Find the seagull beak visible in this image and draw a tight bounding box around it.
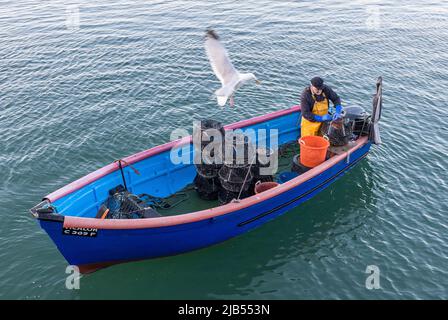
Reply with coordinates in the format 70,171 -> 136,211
255,79 -> 261,85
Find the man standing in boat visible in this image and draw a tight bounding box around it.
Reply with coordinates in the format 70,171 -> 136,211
300,76 -> 342,137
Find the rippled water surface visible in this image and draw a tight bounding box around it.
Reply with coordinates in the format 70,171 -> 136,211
1,0 -> 447,299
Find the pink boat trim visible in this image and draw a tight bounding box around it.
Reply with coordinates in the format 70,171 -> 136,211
45,105 -> 301,203
63,136 -> 369,230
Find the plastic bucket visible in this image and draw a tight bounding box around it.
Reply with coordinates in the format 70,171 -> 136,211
254,181 -> 279,194
298,136 -> 329,167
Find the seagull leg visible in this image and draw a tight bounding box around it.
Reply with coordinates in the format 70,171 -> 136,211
230,95 -> 235,107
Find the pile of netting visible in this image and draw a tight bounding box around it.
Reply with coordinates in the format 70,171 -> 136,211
96,185 -> 188,219
96,185 -> 161,219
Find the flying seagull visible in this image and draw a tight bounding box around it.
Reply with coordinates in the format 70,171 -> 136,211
204,29 -> 260,107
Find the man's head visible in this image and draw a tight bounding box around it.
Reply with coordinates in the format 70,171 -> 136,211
310,77 -> 324,95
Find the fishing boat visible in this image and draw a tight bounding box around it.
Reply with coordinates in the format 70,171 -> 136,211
31,77 -> 383,273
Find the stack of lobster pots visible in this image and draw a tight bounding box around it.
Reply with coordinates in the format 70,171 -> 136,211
217,134 -> 256,205
194,120 -> 226,200
194,123 -> 274,205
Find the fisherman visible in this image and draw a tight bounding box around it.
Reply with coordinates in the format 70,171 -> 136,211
300,76 -> 342,137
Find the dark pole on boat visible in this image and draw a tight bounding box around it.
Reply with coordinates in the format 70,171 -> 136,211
116,160 -> 128,191
114,159 -> 141,192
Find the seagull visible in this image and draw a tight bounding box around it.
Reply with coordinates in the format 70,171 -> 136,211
204,29 -> 260,107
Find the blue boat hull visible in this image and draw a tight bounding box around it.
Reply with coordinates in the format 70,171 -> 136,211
39,142 -> 371,272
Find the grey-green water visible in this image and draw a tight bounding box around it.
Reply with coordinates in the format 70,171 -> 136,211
1,0 -> 447,299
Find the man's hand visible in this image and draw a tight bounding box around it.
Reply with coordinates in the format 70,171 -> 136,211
333,104 -> 343,120
314,114 -> 332,122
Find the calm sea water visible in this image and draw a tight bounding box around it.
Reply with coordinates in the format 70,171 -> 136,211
1,0 -> 447,299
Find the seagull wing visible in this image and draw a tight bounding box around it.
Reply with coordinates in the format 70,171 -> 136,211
205,30 -> 238,86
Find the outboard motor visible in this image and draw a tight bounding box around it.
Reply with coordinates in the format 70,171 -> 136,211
326,77 -> 382,145
342,105 -> 371,137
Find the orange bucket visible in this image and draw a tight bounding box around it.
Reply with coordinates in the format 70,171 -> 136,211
298,136 -> 329,167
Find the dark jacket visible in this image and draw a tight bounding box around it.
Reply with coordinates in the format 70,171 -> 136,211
300,85 -> 341,122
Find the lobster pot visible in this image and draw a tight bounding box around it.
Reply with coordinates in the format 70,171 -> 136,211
218,189 -> 251,205
195,119 -> 226,178
200,119 -> 226,138
218,164 -> 253,193
320,119 -> 353,147
224,134 -> 256,166
218,133 -> 256,193
194,175 -> 219,200
195,163 -> 220,178
199,119 -> 225,152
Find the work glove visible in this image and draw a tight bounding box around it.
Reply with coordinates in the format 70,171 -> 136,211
333,104 -> 343,120
314,114 -> 332,122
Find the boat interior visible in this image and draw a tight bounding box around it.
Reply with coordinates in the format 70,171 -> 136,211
34,108 -> 371,219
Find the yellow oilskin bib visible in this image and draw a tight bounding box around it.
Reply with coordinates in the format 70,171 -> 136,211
301,92 -> 329,137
